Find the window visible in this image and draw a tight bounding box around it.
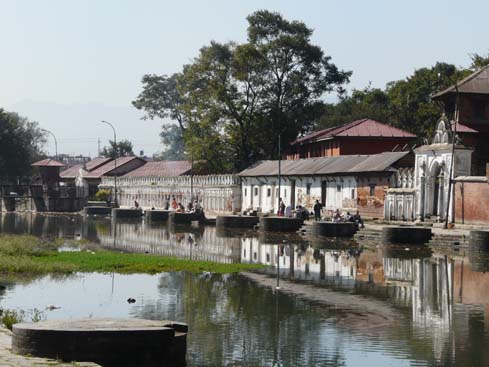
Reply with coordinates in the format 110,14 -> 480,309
336,185 -> 341,192
266,253 -> 270,262
306,183 -> 312,195
254,187 -> 258,196
267,188 -> 271,197
351,189 -> 355,199
369,184 -> 376,196
284,189 -> 287,198
244,188 -> 247,197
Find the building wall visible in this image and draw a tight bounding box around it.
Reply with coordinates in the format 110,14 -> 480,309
454,178 -> 489,225
100,175 -> 241,214
241,174 -> 391,218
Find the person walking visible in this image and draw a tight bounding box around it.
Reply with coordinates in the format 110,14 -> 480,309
313,200 -> 323,221
278,198 -> 285,216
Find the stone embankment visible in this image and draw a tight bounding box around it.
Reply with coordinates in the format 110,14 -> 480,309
0,327 -> 100,366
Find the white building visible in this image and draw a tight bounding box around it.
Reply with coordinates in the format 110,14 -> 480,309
239,152 -> 413,218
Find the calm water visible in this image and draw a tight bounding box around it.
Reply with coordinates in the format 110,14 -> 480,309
1,212 -> 489,366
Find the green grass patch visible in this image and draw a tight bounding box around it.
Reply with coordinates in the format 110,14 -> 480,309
0,234 -> 263,275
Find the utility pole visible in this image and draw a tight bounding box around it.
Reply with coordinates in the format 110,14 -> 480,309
444,79 -> 460,229
97,138 -> 101,156
101,121 -> 118,207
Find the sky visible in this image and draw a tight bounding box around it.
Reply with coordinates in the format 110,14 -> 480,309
1,0 -> 488,157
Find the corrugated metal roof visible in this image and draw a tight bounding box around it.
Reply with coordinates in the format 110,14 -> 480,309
85,157 -> 112,171
31,159 -> 65,167
84,156 -> 143,178
239,151 -> 410,177
60,163 -> 84,178
123,161 -> 192,177
291,119 -> 416,145
432,64 -> 489,99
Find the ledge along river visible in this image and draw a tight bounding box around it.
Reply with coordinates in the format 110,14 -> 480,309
1,212 -> 489,366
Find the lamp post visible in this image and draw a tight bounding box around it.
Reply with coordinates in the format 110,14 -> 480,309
444,79 -> 460,229
101,120 -> 118,207
41,129 -> 58,160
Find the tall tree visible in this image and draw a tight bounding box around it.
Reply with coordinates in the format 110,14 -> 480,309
0,109 -> 45,180
154,124 -> 186,161
470,51 -> 489,70
318,62 -> 471,140
101,139 -> 134,158
133,10 -> 350,172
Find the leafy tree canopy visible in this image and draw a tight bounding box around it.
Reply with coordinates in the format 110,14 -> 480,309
101,139 -> 134,158
318,62 -> 472,139
0,109 -> 45,180
133,10 -> 350,172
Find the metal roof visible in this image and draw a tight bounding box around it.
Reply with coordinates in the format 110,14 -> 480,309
85,157 -> 112,171
291,119 -> 416,145
432,64 -> 489,99
239,151 -> 411,177
84,156 -> 144,178
60,163 -> 84,178
122,161 -> 192,177
31,159 -> 65,167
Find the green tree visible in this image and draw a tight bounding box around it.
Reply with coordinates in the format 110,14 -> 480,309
317,62 -> 471,140
101,139 -> 134,158
470,51 -> 489,70
154,125 -> 186,160
133,10 -> 350,172
0,109 -> 45,180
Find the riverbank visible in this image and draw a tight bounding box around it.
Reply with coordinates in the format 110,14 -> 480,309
0,327 -> 100,366
0,234 -> 264,275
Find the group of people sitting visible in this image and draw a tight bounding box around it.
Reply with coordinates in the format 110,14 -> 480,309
133,197 -> 204,215
332,209 -> 365,228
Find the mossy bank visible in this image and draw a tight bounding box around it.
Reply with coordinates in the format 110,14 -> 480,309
0,234 -> 263,275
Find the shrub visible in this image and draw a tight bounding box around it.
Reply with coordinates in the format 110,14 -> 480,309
95,189 -> 111,202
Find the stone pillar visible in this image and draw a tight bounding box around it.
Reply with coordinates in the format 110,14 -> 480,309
437,174 -> 444,219
417,174 -> 426,221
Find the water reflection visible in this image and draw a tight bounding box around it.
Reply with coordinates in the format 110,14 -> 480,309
2,213 -> 489,366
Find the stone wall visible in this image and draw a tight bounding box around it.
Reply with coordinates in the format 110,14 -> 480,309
454,177 -> 489,225
100,175 -> 241,214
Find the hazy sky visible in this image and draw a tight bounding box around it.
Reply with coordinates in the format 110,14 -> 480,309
1,0 -> 488,157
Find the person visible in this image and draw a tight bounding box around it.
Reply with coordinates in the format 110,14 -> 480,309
278,198 -> 285,216
164,197 -> 170,210
345,211 -> 352,222
313,200 -> 323,221
285,204 -> 292,218
352,210 -> 365,228
295,205 -> 306,221
177,202 -> 185,212
171,197 -> 178,210
187,201 -> 193,212
134,200 -> 139,209
333,209 -> 342,222
194,200 -> 202,213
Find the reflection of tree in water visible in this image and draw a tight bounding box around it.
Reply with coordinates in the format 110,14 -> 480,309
132,272 -> 345,366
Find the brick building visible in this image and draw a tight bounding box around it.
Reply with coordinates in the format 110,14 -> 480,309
286,118 -> 416,160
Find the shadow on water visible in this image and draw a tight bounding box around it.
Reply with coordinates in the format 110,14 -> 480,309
1,213 -> 489,366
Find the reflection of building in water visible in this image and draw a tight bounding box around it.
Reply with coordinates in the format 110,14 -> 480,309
241,238 -> 357,284
98,221 -> 241,264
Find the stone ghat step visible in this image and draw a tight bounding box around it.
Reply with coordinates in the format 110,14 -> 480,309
12,318 -> 188,367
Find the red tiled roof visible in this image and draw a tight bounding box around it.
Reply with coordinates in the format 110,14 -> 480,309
60,163 -> 84,178
84,156 -> 143,178
31,159 -> 65,167
123,161 -> 192,177
291,119 -> 416,145
85,157 -> 112,171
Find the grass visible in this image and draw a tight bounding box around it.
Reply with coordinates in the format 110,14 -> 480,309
0,234 -> 263,275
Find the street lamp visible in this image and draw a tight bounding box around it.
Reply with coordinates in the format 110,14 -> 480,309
41,129 -> 58,160
444,78 -> 460,229
101,120 -> 118,207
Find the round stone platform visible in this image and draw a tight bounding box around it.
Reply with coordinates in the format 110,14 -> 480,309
382,226 -> 432,245
260,216 -> 303,232
216,215 -> 259,229
312,222 -> 358,237
12,318 -> 187,367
